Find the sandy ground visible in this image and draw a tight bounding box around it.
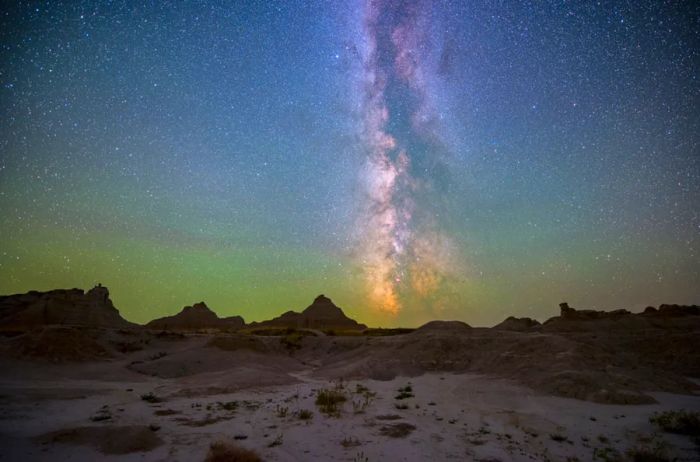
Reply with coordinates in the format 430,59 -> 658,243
1,358 -> 699,462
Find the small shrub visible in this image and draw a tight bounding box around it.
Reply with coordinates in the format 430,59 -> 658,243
353,452 -> 369,462
140,392 -> 163,403
341,437 -> 361,448
205,441 -> 262,462
276,405 -> 288,418
394,384 -> 414,400
218,401 -> 238,412
649,410 -> 700,436
297,409 -> 313,421
355,384 -> 370,394
394,403 -> 409,410
550,433 -> 568,443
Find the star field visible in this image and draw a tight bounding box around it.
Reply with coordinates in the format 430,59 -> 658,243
0,1 -> 698,326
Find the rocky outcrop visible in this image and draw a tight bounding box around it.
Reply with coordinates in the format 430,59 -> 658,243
145,302 -> 245,331
493,316 -> 541,331
651,304 -> 700,316
252,295 -> 366,331
558,302 -> 631,320
543,302 -> 700,331
0,285 -> 135,330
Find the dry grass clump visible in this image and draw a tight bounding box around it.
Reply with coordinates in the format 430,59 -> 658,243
205,441 -> 262,462
649,410 -> 700,436
341,436 -> 361,447
316,388 -> 347,417
296,409 -> 313,420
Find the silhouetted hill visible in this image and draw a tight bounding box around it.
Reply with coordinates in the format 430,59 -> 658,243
145,302 -> 245,331
0,285 -> 135,330
251,295 -> 366,330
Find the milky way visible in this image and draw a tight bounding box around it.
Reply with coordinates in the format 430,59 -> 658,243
353,0 -> 461,315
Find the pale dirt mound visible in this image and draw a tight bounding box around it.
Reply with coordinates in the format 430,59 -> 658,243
128,337 -> 304,390
2,327 -> 113,362
36,425 -> 163,454
415,320 -> 471,332
309,329 -> 700,404
206,334 -> 280,353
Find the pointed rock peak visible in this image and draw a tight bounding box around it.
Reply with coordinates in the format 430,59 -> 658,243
313,294 -> 332,304
303,295 -> 344,316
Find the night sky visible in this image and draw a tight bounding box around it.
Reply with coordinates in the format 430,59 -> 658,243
1,1 -> 698,327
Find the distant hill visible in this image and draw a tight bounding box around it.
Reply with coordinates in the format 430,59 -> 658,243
145,302 -> 245,331
250,295 -> 366,331
493,316 -> 541,331
0,285 -> 136,330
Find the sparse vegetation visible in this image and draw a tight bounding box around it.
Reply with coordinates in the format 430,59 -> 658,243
205,441 -> 262,462
626,446 -> 670,462
281,331 -> 307,351
353,451 -> 369,462
341,436 -> 362,448
355,383 -> 370,394
316,388 -> 347,417
276,405 -> 289,418
550,433 -> 569,443
296,409 -> 313,421
593,447 -> 622,462
394,403 -> 409,410
267,434 -> 283,447
140,392 -> 163,403
394,384 -> 414,400
217,401 -> 238,412
650,410 -> 700,436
